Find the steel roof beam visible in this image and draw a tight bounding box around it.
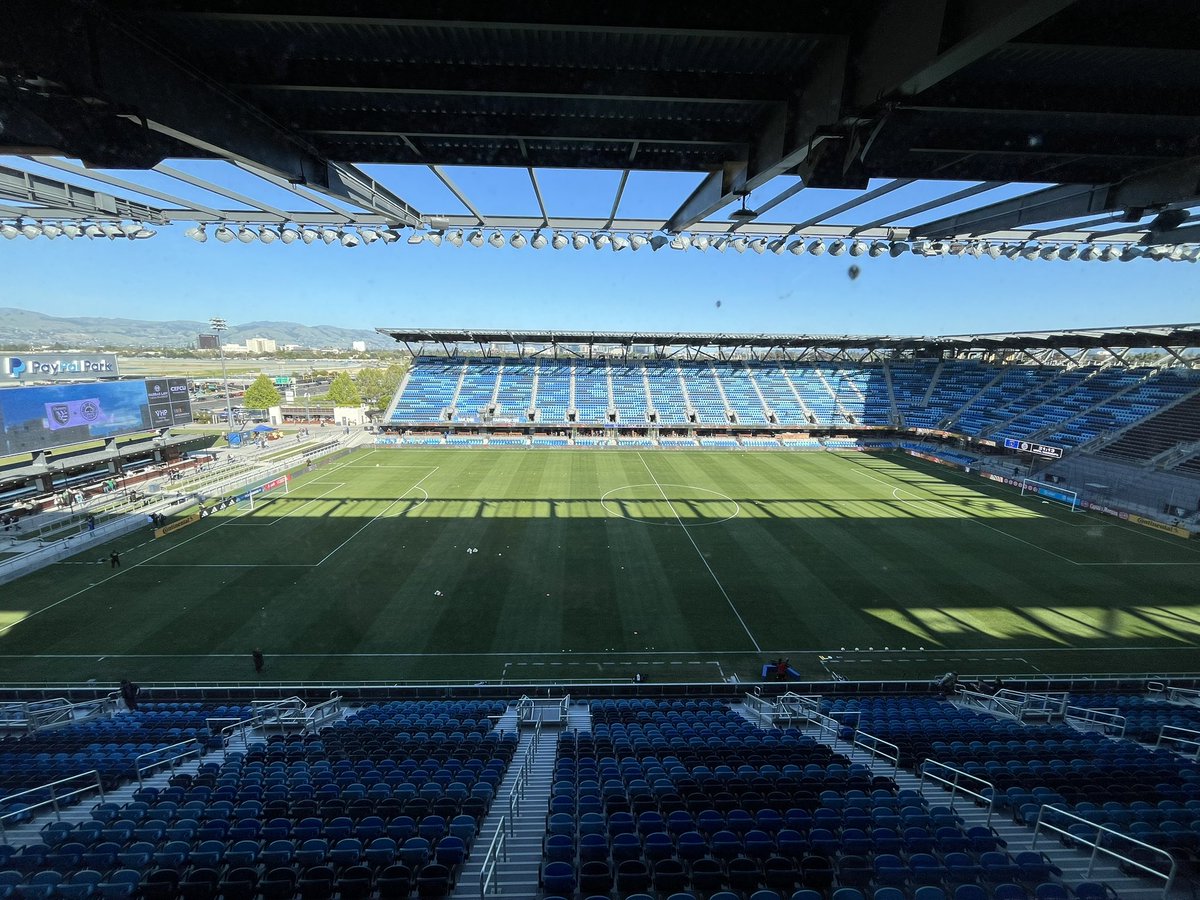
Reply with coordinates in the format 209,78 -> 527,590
2,3 -> 420,226
850,181 -> 1002,235
667,0 -> 1074,232
429,166 -> 487,226
31,157 -> 223,218
914,156 -> 1200,238
0,163 -> 166,222
154,164 -> 292,222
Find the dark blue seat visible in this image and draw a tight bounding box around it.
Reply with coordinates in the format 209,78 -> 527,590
540,861 -> 575,897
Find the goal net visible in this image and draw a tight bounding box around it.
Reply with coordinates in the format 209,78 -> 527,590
1020,478 -> 1080,511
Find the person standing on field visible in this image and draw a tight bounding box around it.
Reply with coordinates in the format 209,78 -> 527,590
252,649 -> 264,674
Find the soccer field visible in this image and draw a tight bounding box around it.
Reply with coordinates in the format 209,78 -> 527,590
2,448 -> 1198,685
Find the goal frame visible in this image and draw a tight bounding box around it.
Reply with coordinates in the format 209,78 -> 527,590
1020,477 -> 1080,512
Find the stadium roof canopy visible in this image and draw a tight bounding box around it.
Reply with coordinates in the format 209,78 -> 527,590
378,324 -> 1200,365
3,2 -> 1200,254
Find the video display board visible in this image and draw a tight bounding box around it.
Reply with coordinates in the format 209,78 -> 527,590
0,379 -> 192,454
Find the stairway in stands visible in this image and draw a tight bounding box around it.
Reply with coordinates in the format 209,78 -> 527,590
450,710 -> 561,898
732,700 -> 1179,900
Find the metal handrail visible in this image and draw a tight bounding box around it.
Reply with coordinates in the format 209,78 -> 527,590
773,693 -> 899,774
219,696 -> 307,757
919,759 -> 995,825
303,692 -> 342,732
1156,724 -> 1200,759
851,729 -> 900,775
135,738 -> 205,788
1064,705 -> 1126,737
742,692 -> 775,725
478,813 -> 510,898
507,719 -> 541,821
1034,804 -> 1176,899
0,769 -> 105,841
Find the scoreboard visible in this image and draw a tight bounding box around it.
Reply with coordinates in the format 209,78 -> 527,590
145,378 -> 194,427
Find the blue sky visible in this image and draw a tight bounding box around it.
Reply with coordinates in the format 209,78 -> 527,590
2,157 -> 1196,336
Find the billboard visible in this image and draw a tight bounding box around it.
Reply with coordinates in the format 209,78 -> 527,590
0,378 -> 192,454
2,353 -> 119,382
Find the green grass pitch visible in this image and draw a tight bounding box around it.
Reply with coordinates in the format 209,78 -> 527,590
2,447 -> 1198,685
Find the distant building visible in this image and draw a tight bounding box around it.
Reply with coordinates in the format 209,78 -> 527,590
197,333 -> 219,350
245,337 -> 278,353
351,340 -> 367,352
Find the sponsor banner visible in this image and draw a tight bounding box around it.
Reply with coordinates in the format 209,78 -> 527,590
3,353 -> 119,382
375,437 -> 399,445
1003,437 -> 1063,458
199,497 -> 237,517
904,449 -> 960,469
1127,513 -> 1192,539
154,513 -> 200,538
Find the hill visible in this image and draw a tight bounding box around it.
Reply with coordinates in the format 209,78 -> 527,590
0,307 -> 395,350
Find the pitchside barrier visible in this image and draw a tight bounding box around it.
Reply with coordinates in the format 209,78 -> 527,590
0,674 -> 1198,705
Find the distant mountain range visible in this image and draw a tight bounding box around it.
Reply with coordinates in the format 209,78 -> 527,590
0,307 -> 397,350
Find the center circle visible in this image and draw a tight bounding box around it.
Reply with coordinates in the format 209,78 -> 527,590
600,483 -> 741,527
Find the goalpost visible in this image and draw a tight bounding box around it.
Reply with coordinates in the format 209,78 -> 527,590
236,474 -> 291,513
1020,477 -> 1080,512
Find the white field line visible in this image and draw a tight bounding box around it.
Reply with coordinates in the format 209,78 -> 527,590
636,452 -> 762,653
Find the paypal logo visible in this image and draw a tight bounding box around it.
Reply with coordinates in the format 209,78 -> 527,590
3,357 -> 25,379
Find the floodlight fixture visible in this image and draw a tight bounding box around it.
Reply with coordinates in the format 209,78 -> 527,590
279,225 -> 299,244
379,227 -> 401,244
730,237 -> 748,254
787,239 -> 806,255
889,241 -> 909,257
21,223 -> 42,239
119,222 -> 142,237
849,239 -> 868,257
487,230 -> 504,248
648,234 -> 669,251
423,230 -> 442,247
768,237 -> 787,255
869,240 -> 888,257
808,239 -> 825,256
1018,243 -> 1040,261
446,228 -> 464,247
1038,245 -> 1060,260
551,231 -> 568,250
407,231 -> 424,245
692,234 -> 710,252
1120,245 -> 1143,262
1078,244 -> 1099,261
530,230 -> 547,250
572,232 -> 589,250
358,228 -> 378,245
0,223 -> 17,240
300,226 -> 319,245
828,239 -> 846,256
749,237 -> 769,254
611,234 -> 630,251
61,223 -> 82,239
84,223 -> 105,239
339,230 -> 359,247
711,236 -> 729,253
1058,245 -> 1078,260
130,226 -> 156,240
1182,246 -> 1200,262
629,233 -> 649,251
508,231 -> 527,249
467,229 -> 484,247
185,224 -> 208,243
41,223 -> 62,239
237,225 -> 256,244
669,234 -> 689,250
214,224 -> 235,243
948,242 -> 967,256
1100,245 -> 1120,262
321,227 -> 339,245
984,242 -> 1001,259
593,232 -> 611,250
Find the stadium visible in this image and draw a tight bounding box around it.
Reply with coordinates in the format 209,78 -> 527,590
2,4 -> 1200,900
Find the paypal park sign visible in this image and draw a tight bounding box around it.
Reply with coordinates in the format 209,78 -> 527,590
3,353 -> 119,382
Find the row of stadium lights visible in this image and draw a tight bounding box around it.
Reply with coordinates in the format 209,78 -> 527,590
3,218 -> 1199,261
